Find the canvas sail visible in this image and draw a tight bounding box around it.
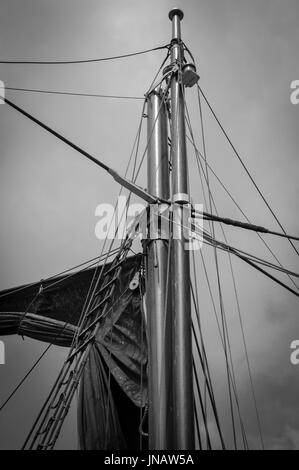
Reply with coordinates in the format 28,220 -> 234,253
0,255 -> 148,449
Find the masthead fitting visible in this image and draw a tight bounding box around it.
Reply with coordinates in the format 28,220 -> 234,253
182,63 -> 200,88
168,8 -> 184,21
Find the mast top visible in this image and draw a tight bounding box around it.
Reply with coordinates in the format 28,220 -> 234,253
168,8 -> 184,21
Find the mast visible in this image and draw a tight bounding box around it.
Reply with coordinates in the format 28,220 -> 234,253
168,8 -> 195,449
146,9 -> 195,450
146,88 -> 172,449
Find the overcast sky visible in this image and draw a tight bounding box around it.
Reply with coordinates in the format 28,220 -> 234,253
0,0 -> 298,450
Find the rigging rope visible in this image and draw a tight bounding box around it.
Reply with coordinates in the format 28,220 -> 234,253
23,220 -> 131,448
0,247 -> 124,415
0,247 -> 120,300
3,86 -> 144,100
20,50 -> 170,448
191,252 -> 208,414
0,44 -> 169,64
173,202 -> 299,298
194,396 -> 202,450
197,85 -> 299,258
0,344 -> 51,412
72,97 -> 147,346
201,232 -> 299,279
65,50 -> 169,354
192,357 -> 212,450
0,246 -> 131,418
203,234 -> 299,298
185,90 -> 239,449
133,55 -> 172,183
195,211 -> 299,242
185,121 -> 299,292
190,283 -> 226,449
19,111 -> 143,448
156,207 -> 299,299
138,273 -> 146,450
23,249 -> 132,450
3,96 -> 159,205
185,97 -> 272,448
0,316 -> 75,413
224,252 -> 265,449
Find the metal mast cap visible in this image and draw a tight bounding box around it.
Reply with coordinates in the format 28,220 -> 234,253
168,8 -> 184,21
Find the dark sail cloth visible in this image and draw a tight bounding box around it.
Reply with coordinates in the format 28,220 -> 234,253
0,255 -> 148,449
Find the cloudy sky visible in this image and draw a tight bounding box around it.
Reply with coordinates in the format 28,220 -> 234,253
0,0 -> 298,450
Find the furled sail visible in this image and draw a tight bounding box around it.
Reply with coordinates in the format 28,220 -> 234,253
0,254 -> 148,449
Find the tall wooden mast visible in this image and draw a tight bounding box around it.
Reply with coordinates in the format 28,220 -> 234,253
146,9 -> 195,450
146,87 -> 172,449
